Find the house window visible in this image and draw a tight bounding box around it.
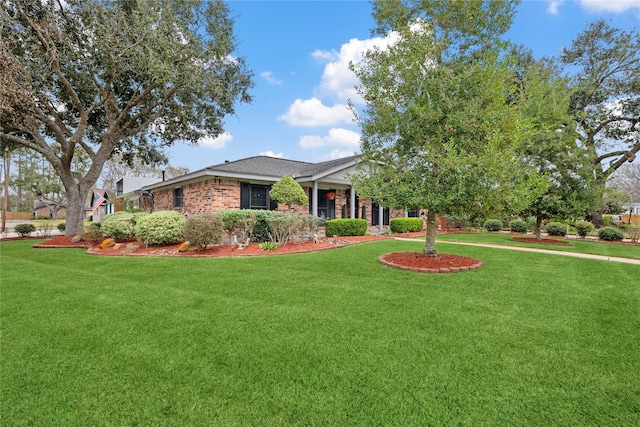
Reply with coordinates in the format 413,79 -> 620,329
173,187 -> 184,208
250,185 -> 268,209
241,183 -> 276,210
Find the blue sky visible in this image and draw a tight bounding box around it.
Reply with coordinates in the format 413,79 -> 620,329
166,0 -> 640,171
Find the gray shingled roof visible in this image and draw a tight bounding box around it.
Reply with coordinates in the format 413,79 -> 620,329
141,154 -> 362,191
207,156 -> 311,178
297,155 -> 358,178
206,155 -> 359,179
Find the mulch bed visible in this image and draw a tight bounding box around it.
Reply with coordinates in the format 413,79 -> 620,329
510,237 -> 572,246
31,232 -> 483,274
379,252 -> 482,274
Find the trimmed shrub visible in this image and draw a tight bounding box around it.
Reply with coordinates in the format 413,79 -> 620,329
289,214 -> 323,243
264,211 -> 291,244
269,175 -> 308,209
574,220 -> 594,238
14,223 -> 36,237
509,219 -> 528,233
57,222 -> 66,232
390,217 -> 424,233
183,213 -> 225,250
83,223 -> 103,243
135,211 -> 185,245
101,211 -> 137,242
325,218 -> 368,236
545,222 -> 567,236
597,226 -> 624,241
483,219 -> 503,232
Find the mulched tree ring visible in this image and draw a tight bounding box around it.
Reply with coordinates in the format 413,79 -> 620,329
379,252 -> 483,274
510,237 -> 571,246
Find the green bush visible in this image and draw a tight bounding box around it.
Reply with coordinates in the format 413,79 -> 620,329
83,223 -> 103,242
325,218 -> 368,236
509,219 -> 528,233
101,211 -> 138,242
289,214 -> 323,243
134,211 -> 185,245
545,222 -> 567,236
390,217 -> 424,233
574,220 -> 594,238
57,222 -> 66,232
483,219 -> 503,232
597,226 -> 624,241
219,210 -> 259,242
183,213 -> 225,250
264,211 -> 292,244
14,223 -> 36,237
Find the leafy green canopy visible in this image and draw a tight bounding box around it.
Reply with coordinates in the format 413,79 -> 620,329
352,5 -> 546,215
350,0 -> 548,255
560,21 -> 640,220
0,0 -> 253,235
510,50 -> 599,237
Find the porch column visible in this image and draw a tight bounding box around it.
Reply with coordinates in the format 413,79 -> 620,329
379,204 -> 384,234
350,187 -> 356,219
312,181 -> 318,217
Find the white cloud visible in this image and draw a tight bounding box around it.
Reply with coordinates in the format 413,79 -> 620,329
579,0 -> 640,14
328,149 -> 358,160
199,132 -> 232,149
547,0 -> 562,14
312,34 -> 398,104
298,128 -> 360,151
278,97 -> 353,127
260,71 -> 283,85
259,150 -> 284,158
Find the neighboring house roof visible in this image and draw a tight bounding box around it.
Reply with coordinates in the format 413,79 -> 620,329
142,155 -> 362,191
116,176 -> 163,197
33,199 -> 66,210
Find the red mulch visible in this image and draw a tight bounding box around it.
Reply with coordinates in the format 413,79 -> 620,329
380,252 -> 482,273
32,232 -> 483,273
510,237 -> 572,246
35,233 -> 423,256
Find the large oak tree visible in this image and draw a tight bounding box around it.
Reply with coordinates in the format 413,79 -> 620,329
561,20 -> 640,222
0,0 -> 253,236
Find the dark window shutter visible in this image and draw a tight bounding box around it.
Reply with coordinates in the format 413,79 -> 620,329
269,185 -> 278,210
240,183 -> 250,209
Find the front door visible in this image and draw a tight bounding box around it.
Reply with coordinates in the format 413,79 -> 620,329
311,190 -> 336,220
371,204 -> 389,226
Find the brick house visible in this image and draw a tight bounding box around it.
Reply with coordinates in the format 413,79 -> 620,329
139,155 -> 415,228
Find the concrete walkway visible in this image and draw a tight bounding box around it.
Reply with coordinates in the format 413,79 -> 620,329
435,240 -> 640,265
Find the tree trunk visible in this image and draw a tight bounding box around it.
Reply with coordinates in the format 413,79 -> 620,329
64,187 -> 86,237
423,209 -> 437,257
534,216 -> 543,240
2,153 -> 9,233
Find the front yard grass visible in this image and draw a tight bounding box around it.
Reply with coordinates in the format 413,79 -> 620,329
1,239 -> 639,425
436,231 -> 640,260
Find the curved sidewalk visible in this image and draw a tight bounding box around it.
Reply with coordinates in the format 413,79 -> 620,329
435,240 -> 640,265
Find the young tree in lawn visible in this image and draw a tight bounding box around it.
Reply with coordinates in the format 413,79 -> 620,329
350,0 -> 546,256
0,0 -> 253,236
561,21 -> 640,224
512,50 -> 599,239
269,176 -> 308,211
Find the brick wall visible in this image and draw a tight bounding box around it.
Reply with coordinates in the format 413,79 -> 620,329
153,178 -> 241,216
152,180 -> 407,224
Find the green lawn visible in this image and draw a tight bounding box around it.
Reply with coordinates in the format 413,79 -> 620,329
436,231 -> 640,260
2,239 -> 639,426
